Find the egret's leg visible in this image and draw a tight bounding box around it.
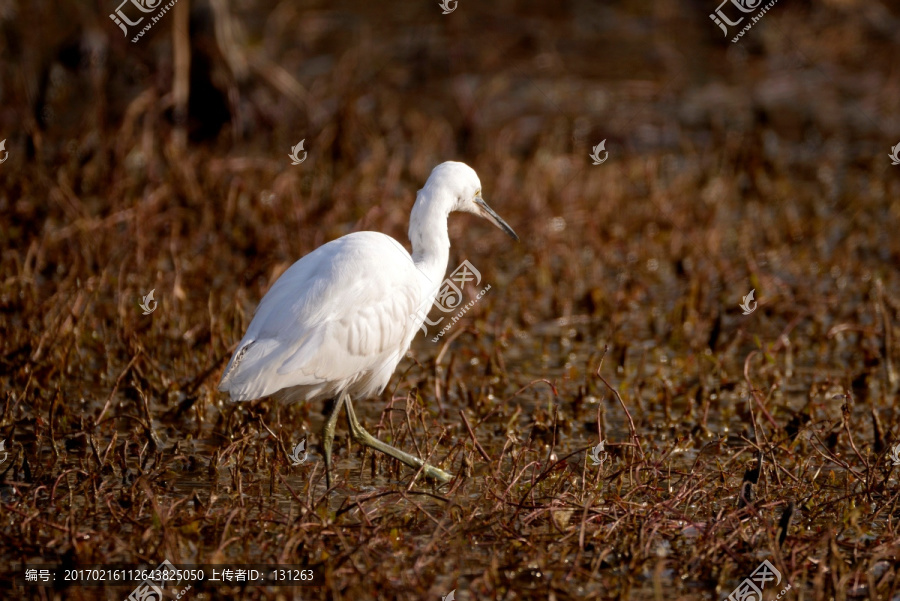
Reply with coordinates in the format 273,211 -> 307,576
322,393 -> 346,488
344,396 -> 452,483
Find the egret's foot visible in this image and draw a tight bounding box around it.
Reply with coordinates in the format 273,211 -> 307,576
345,396 -> 452,484
420,463 -> 453,484
321,393 -> 346,488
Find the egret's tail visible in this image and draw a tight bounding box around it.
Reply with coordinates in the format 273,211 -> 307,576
218,337 -> 331,402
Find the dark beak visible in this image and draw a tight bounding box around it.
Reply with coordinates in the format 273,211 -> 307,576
474,197 -> 519,242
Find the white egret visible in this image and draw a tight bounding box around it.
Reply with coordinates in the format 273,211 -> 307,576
218,161 -> 518,486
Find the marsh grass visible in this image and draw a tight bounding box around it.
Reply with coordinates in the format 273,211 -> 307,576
1,0 -> 899,599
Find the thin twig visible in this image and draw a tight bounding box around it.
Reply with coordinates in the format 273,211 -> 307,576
459,409 -> 495,473
595,345 -> 644,459
95,353 -> 141,427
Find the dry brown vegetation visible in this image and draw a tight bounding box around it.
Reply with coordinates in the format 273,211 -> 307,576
1,0 -> 900,599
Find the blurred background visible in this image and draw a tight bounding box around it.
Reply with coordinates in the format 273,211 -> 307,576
2,0 -> 900,599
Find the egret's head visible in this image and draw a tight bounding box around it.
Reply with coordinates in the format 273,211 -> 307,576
425,161 -> 519,241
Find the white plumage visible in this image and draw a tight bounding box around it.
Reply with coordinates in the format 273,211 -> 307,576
219,233 -> 423,402
218,161 -> 518,486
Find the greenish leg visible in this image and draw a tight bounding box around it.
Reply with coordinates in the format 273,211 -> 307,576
344,395 -> 452,484
322,393 -> 346,488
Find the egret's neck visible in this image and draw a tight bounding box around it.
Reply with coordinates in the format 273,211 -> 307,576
409,189 -> 452,284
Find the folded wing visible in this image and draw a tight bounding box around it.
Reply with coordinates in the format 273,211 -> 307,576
219,232 -> 426,402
